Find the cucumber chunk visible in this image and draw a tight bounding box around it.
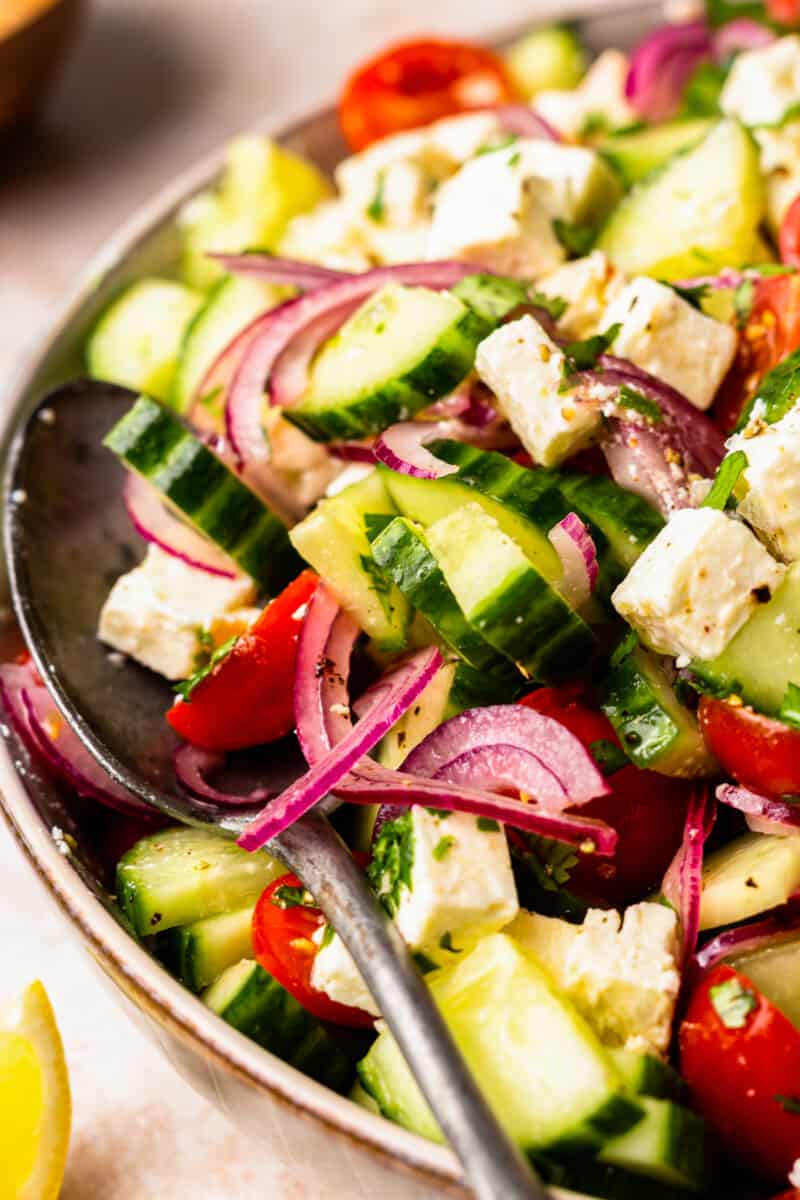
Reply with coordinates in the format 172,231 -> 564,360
204,959 -> 354,1092
505,26 -> 586,99
87,279 -> 203,404
596,120 -> 764,280
358,932 -> 642,1154
600,647 -> 717,778
426,503 -> 596,682
116,827 -> 284,937
172,275 -> 282,415
158,904 -> 255,992
691,561 -> 800,715
104,395 -> 301,593
598,1098 -> 706,1192
371,516 -> 521,675
286,284 -> 489,441
700,833 -> 800,931
609,1050 -> 685,1103
729,935 -> 800,1029
599,119 -> 713,187
554,471 -> 663,571
289,471 -> 410,650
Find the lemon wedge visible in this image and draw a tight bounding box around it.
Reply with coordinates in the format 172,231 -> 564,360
0,981 -> 71,1200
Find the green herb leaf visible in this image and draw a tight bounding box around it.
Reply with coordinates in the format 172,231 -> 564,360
734,278 -> 755,328
474,133 -> 519,156
775,1094 -> 800,1114
553,218 -> 596,258
425,807 -> 451,819
684,671 -> 745,700
709,977 -> 757,1029
321,923 -> 335,948
433,835 -> 456,862
367,811 -> 415,919
736,345 -> 800,431
589,739 -> 629,776
617,384 -> 663,424
780,682 -> 800,729
173,635 -> 239,702
366,171 -> 386,222
562,324 -> 621,380
529,288 -> 568,321
476,817 -> 500,832
610,629 -> 638,669
271,884 -> 317,910
680,59 -> 729,116
666,281 -> 710,311
507,150 -> 521,167
701,450 -> 748,511
439,930 -> 462,954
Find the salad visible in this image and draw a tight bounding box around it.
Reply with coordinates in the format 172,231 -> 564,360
9,2 -> 800,1196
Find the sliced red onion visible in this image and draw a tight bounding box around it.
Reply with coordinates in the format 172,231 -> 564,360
695,895 -> 800,974
488,104 -> 562,142
717,783 -> 800,829
602,419 -> 691,517
269,299 -> 364,409
460,383 -> 498,428
374,421 -> 461,480
328,442 -> 376,463
208,253 -> 351,288
338,760 -> 617,854
402,704 -> 609,811
238,646 -> 442,850
225,262 -> 486,469
173,744 -> 270,807
713,18 -> 775,59
548,513 -> 598,609
432,744 -> 574,798
662,785 -> 716,963
625,21 -> 714,122
123,474 -> 239,578
293,583 -> 358,766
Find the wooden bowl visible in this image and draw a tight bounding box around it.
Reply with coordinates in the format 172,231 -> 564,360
0,0 -> 84,131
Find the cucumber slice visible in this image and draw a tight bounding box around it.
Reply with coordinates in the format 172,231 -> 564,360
203,959 -> 354,1092
104,395 -> 301,594
172,275 -> 282,415
609,1050 -> 685,1103
691,562 -> 800,715
289,471 -> 410,650
596,120 -> 764,280
371,516 -> 521,675
158,904 -> 255,992
505,26 -> 586,99
285,284 -> 489,441
426,503 -> 596,682
358,932 -> 642,1154
87,279 -> 203,404
350,1079 -> 382,1114
555,471 -> 663,571
600,647 -> 717,778
700,832 -> 800,931
599,119 -> 713,187
116,827 -> 284,937
729,935 -> 800,1029
598,1098 -> 706,1192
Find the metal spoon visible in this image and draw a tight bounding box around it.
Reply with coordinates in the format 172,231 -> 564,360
3,380 -> 548,1200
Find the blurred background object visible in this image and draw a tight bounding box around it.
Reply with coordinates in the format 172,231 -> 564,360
0,0 -> 84,131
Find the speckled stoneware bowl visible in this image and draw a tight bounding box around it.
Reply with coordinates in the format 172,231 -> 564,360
0,3 -> 662,1196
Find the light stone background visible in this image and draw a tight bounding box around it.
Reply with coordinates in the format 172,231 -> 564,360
0,1 -> 621,1195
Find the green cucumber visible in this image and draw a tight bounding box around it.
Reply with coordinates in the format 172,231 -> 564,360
171,274 -> 282,415
700,833 -> 800,931
371,516 -> 522,675
600,647 -> 717,778
598,1099 -> 706,1192
691,561 -> 800,715
289,471 -> 410,650
596,120 -> 764,280
609,1050 -> 685,1104
87,278 -> 203,404
357,932 -> 642,1154
505,25 -> 586,99
116,827 -> 284,937
203,959 -> 353,1092
599,119 -> 713,187
158,904 -> 255,992
103,395 -> 301,594
729,935 -> 800,1029
425,503 -> 597,681
285,284 -> 489,441
555,471 -> 664,571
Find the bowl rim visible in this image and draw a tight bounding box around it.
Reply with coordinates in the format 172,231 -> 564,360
0,2 -> 654,1192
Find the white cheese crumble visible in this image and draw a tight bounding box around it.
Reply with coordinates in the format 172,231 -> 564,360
721,35 -> 800,128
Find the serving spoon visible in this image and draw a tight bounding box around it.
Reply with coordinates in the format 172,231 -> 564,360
3,379 -> 548,1200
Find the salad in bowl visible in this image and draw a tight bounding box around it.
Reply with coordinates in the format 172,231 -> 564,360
8,2 -> 800,1196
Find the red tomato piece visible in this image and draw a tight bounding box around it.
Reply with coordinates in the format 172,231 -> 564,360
518,687 -> 691,907
339,38 -> 517,151
680,963 -> 800,1182
698,696 -> 800,798
767,0 -> 800,24
781,195 -> 800,268
167,570 -> 318,752
714,273 -> 800,434
252,871 -> 375,1028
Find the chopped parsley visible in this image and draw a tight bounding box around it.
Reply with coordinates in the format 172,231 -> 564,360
321,923 -> 335,948
366,171 -> 386,222
426,807 -> 451,819
561,323 -> 621,382
666,281 -> 710,312
368,811 -> 414,919
779,682 -> 800,730
701,450 -> 748,511
589,739 -> 629,776
775,1094 -> 800,1114
476,817 -> 500,832
737,345 -> 800,431
474,133 -> 519,156
173,634 -> 239,702
709,977 -> 757,1029
507,150 -> 522,167
734,277 -> 755,328
528,288 -> 568,322
271,884 -> 316,910
433,835 -> 456,861
413,950 -> 439,974
439,930 -> 462,954
610,629 -> 638,669
553,218 -> 596,258
617,384 -> 663,424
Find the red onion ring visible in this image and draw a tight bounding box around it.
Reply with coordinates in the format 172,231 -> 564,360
625,21 -> 714,122
717,783 -> 800,829
123,474 -> 239,578
662,785 -> 716,964
695,895 -> 800,975
207,253 -> 351,288
488,104 -> 562,142
173,743 -> 270,807
602,419 -> 691,518
548,513 -> 598,610
328,442 -> 377,463
374,421 -> 461,480
237,645 -> 442,850
713,18 -> 775,59
293,583 -> 353,766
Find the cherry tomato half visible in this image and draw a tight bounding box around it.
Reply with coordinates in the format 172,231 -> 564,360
518,687 -> 691,907
339,38 -> 517,151
680,963 -> 800,1182
698,696 -> 800,798
767,0 -> 800,25
252,871 -> 375,1029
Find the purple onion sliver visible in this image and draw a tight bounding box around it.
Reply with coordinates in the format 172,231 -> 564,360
328,442 -> 377,463
433,744 -> 571,804
293,583 -> 343,767
173,743 -> 270,806
695,894 -> 800,975
123,474 -> 238,579
548,512 -> 598,609
713,18 -> 775,59
488,103 -> 562,142
662,785 -> 716,964
717,782 -> 800,828
208,253 -> 352,288
374,421 -> 460,480
625,21 -> 713,121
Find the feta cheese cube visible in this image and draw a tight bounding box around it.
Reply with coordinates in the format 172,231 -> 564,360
536,50 -> 636,139
508,902 -> 681,1056
728,406 -> 800,562
721,35 -> 800,128
98,545 -> 257,680
475,314 -> 601,466
753,123 -> 800,234
310,926 -> 380,1018
537,251 -> 626,339
602,277 -> 737,412
612,507 -> 785,661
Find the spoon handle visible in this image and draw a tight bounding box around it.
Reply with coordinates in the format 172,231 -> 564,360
275,811 -> 548,1200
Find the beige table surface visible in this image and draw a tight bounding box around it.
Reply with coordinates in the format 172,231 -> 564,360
0,1 -> 626,1195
